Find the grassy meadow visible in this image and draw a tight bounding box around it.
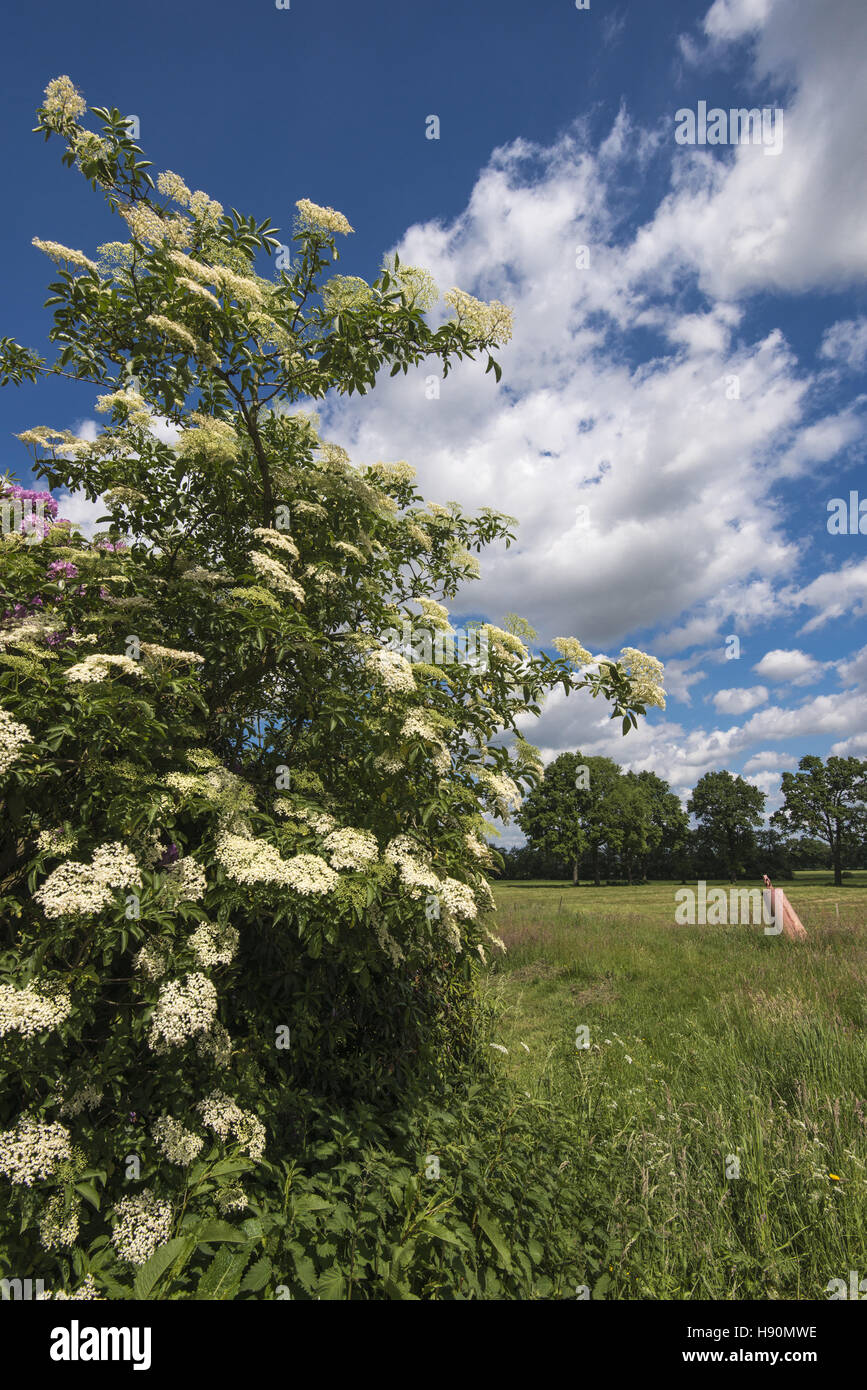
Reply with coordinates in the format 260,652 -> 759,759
482,873 -> 867,1299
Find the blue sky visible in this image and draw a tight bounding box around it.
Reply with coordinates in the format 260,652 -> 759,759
2,0 -> 866,836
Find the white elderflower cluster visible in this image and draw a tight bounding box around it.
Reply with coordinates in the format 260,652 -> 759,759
365,647 -> 416,694
374,751 -> 403,775
250,550 -> 305,602
214,1185 -> 247,1214
157,169 -> 192,203
476,767 -> 522,820
96,388 -> 151,429
123,205 -> 193,249
439,877 -> 478,921
400,709 -> 441,742
366,460 -> 416,487
322,275 -> 372,312
111,1189 -> 174,1266
384,835 -> 440,899
42,75 -> 87,124
618,646 -> 667,710
0,983 -> 71,1039
334,540 -> 365,564
216,832 -> 338,894
176,413 -> 240,466
31,237 -> 98,274
65,653 -> 144,683
34,841 -> 140,919
189,921 -> 239,968
134,940 -> 170,981
38,1273 -> 103,1301
178,276 -> 220,307
322,827 -> 379,871
165,856 -> 208,902
37,827 -> 78,855
57,1081 -> 103,1117
417,598 -> 452,631
148,972 -> 218,1051
144,314 -> 218,366
400,710 -> 451,776
293,500 -> 327,521
444,287 -> 513,343
197,1090 -> 266,1160
140,643 -> 205,666
281,853 -> 340,895
215,832 -> 292,886
482,625 -> 529,663
252,527 -> 300,560
152,1114 -> 204,1166
0,706 -> 34,776
296,197 -> 354,236
196,1021 -> 233,1067
465,832 -> 494,864
164,764 -> 256,830
553,636 -> 593,667
39,1195 -> 80,1251
182,566 -> 231,584
290,805 -> 337,835
0,1118 -> 72,1186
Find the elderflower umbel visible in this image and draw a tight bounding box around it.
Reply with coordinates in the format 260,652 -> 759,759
39,1195 -> 80,1251
34,842 -> 140,918
148,972 -> 218,1051
189,921 -> 239,968
322,827 -> 379,871
365,647 -> 416,694
42,75 -> 86,124
111,1189 -> 174,1265
0,1118 -> 72,1186
295,198 -> 354,236
252,527 -> 300,560
152,1115 -> 204,1166
553,636 -> 593,667
0,706 -> 33,775
0,983 -> 71,1038
197,1090 -> 266,1160
65,653 -> 144,683
31,238 -> 97,274
384,835 -> 440,899
250,549 -> 305,601
165,856 -> 208,902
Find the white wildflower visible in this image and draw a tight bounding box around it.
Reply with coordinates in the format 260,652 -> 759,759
148,972 -> 218,1051
111,1189 -> 174,1266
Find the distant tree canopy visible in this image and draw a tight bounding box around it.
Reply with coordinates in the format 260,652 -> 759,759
507,754 -> 866,883
772,755 -> 867,886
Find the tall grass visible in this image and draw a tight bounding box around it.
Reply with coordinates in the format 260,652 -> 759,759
482,881 -> 867,1298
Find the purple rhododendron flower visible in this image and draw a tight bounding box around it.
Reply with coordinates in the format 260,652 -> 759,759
47,560 -> 79,579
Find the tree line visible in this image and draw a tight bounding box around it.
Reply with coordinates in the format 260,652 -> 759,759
505,754 -> 867,886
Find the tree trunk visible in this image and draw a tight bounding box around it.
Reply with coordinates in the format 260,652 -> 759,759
833,839 -> 842,886
572,858 -> 579,886
593,846 -> 600,887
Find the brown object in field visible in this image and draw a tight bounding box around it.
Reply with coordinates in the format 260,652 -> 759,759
762,874 -> 807,941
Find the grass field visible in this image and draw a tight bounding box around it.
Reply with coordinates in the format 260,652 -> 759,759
483,873 -> 867,1299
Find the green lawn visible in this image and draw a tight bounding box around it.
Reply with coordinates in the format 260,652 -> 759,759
482,874 -> 867,1299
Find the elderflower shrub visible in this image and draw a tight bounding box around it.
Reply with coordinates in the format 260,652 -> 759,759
0,75 -> 660,1299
